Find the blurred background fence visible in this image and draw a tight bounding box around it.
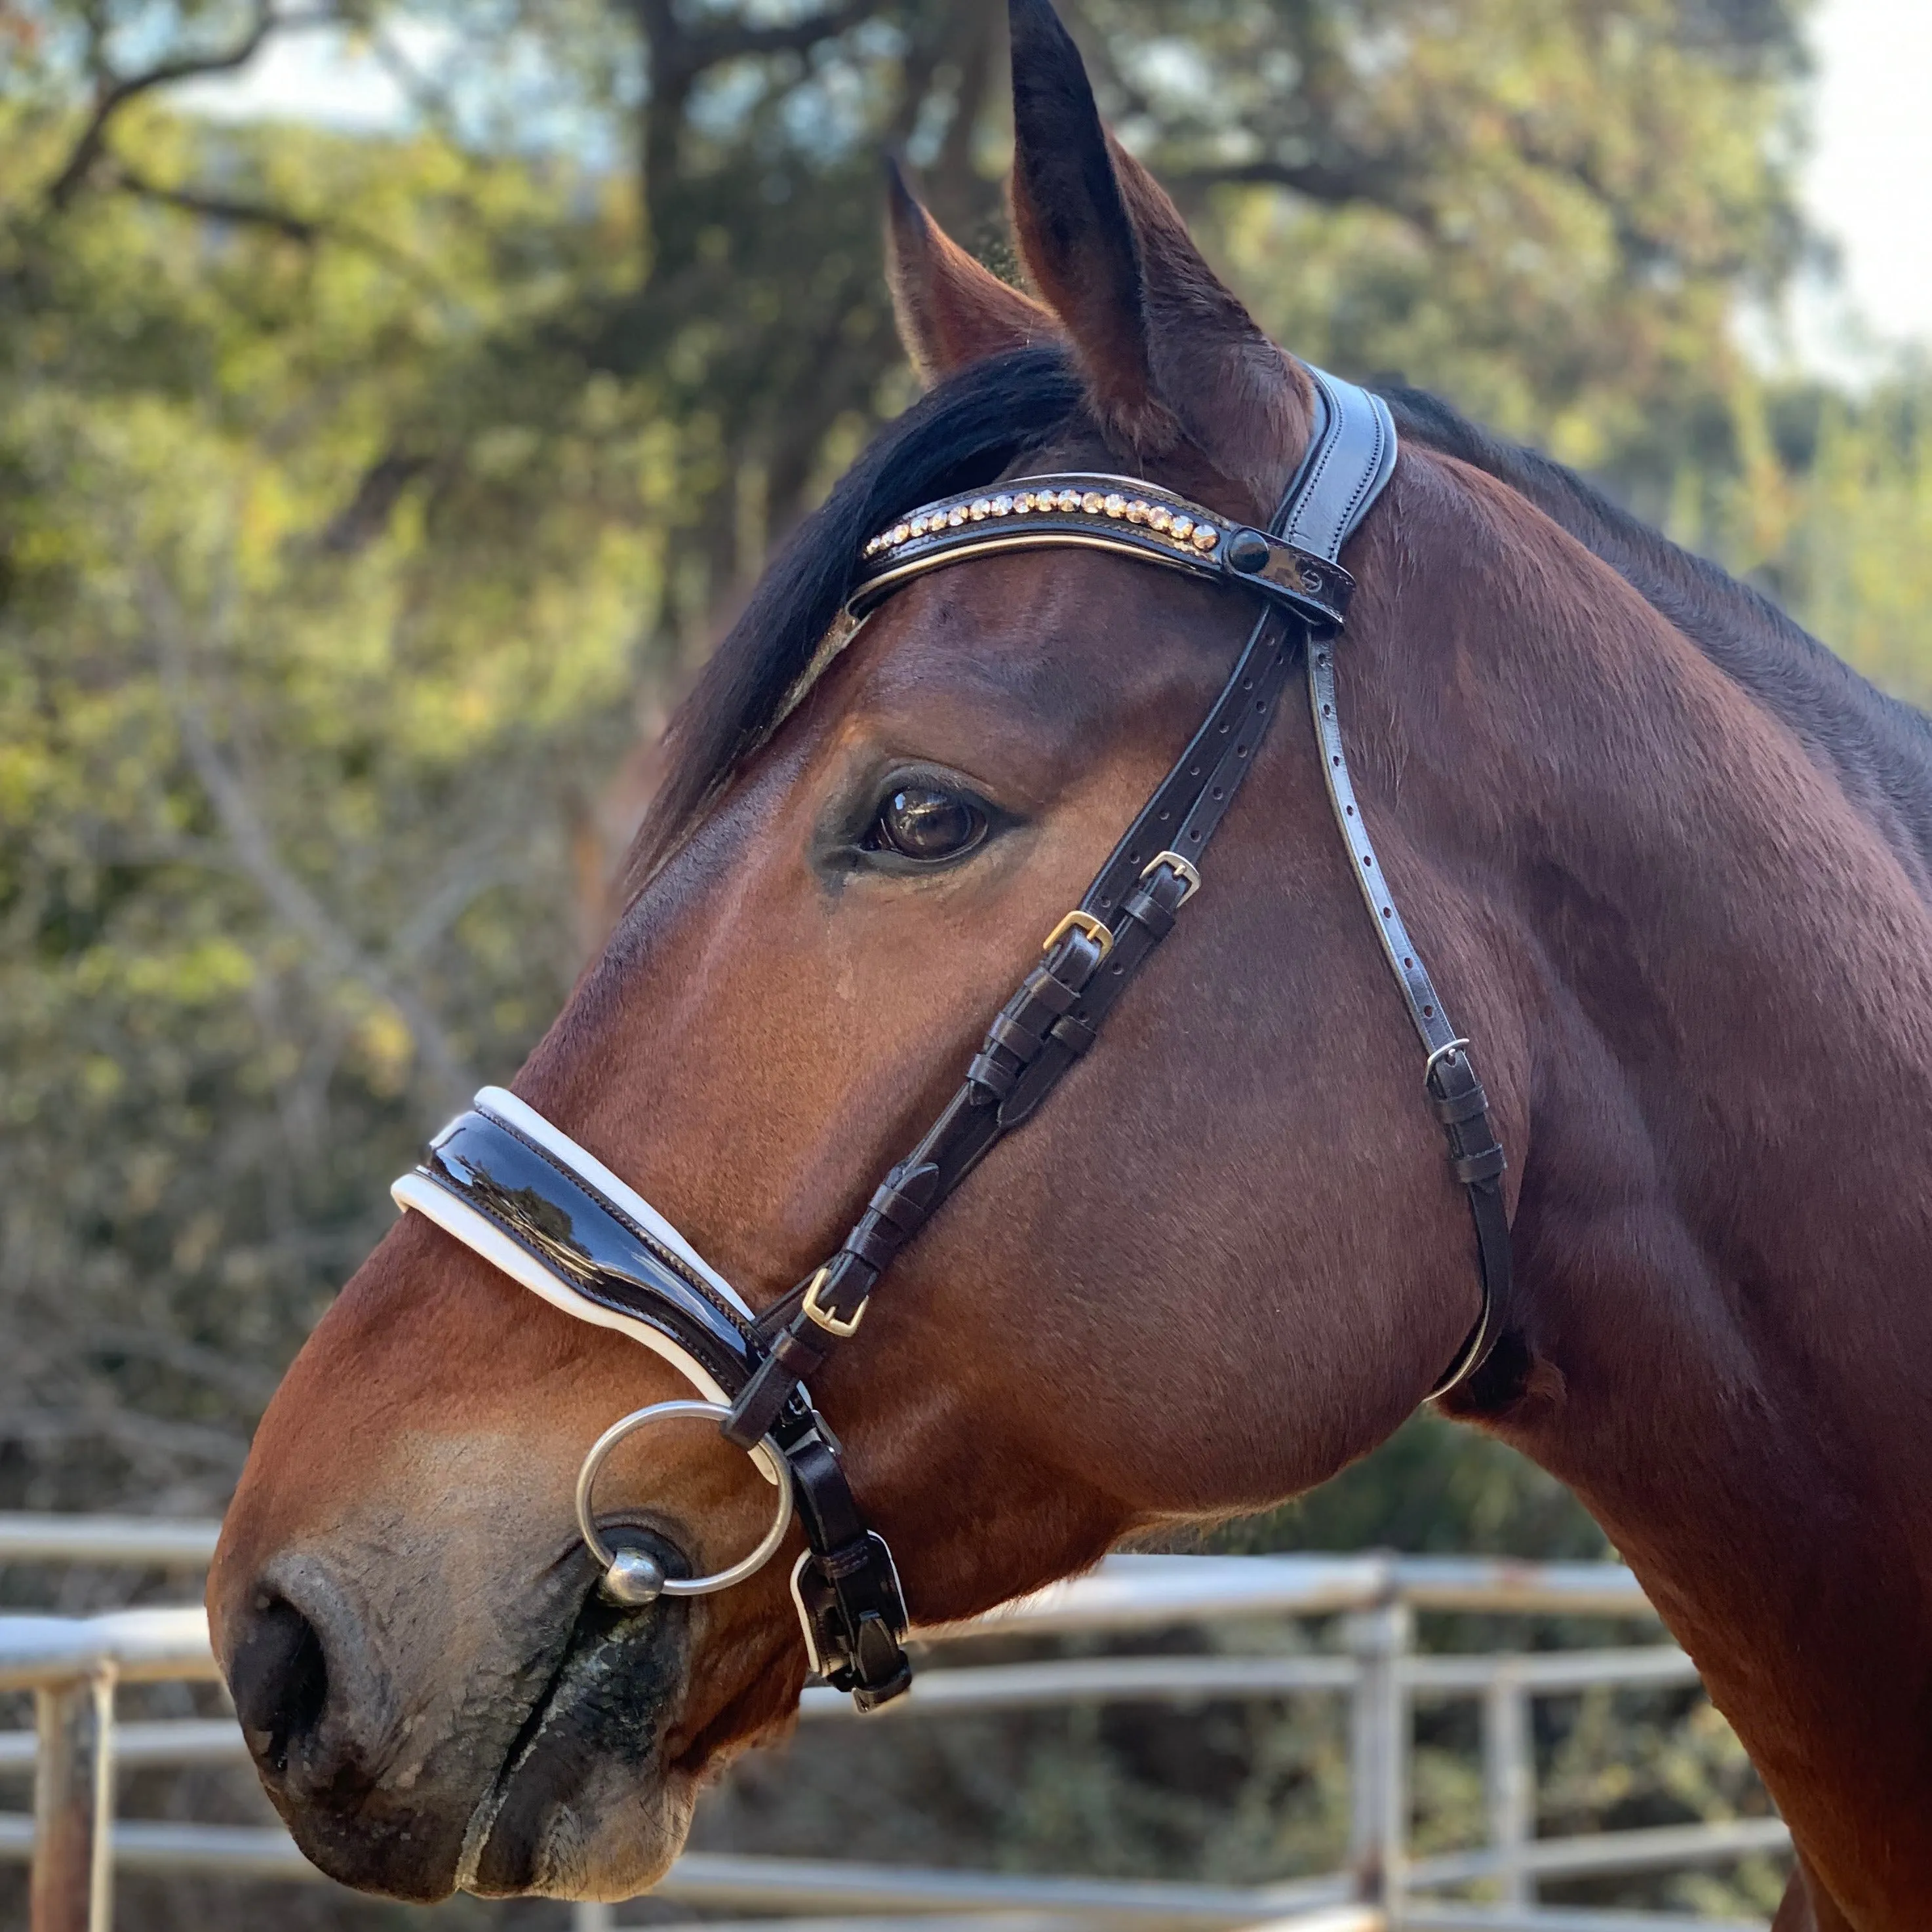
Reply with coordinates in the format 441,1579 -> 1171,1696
3,0 -> 1927,1923
0,1519 -> 1790,1930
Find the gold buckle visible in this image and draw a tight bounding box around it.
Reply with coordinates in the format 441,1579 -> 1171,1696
1042,909 -> 1114,959
801,1264 -> 865,1337
1139,850 -> 1202,904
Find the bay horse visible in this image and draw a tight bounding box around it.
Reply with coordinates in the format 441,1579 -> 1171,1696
209,3 -> 1932,1925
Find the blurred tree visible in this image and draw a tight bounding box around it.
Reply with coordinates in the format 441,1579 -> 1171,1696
0,113 -> 660,1503
10,0 -> 1812,616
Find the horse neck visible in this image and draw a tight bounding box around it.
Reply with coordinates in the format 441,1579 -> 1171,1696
1360,452 -> 1932,1904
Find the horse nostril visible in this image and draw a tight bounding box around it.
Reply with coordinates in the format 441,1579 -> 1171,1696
229,1591 -> 330,1778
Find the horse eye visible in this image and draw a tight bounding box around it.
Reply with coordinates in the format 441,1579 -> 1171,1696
869,784 -> 987,862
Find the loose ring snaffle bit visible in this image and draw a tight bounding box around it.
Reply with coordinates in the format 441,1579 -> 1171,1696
576,1399 -> 794,1606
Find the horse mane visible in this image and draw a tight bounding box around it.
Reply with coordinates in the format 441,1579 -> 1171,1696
1379,384 -> 1932,880
627,347 -> 1932,894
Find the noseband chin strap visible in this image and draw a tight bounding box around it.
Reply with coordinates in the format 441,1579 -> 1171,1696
395,366 -> 1511,1712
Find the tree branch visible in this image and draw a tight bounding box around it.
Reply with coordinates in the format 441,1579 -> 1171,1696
45,3 -> 337,210
635,0 -> 869,72
104,161 -> 450,298
109,163 -> 321,243
684,1 -> 869,68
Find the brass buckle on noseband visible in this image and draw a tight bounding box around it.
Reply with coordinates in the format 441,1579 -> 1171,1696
576,1398 -> 793,1606
1041,909 -> 1114,958
802,1263 -> 865,1337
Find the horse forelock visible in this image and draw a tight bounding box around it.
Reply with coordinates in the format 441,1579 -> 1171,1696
623,347 -> 1089,896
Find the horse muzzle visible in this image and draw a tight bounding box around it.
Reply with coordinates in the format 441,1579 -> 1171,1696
216,1507 -> 700,1901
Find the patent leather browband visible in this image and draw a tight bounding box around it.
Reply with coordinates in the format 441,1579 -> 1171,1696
394,365 -> 1511,1713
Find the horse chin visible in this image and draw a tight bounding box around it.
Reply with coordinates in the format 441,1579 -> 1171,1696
458,1758 -> 696,1901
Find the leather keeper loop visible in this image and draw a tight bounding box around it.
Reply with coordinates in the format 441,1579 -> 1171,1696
1049,1014 -> 1098,1056
819,1535 -> 882,1581
771,1326 -> 829,1377
842,1223 -> 900,1271
986,1011 -> 1047,1061
967,1052 -> 1018,1099
1430,1082 -> 1491,1126
1451,1145 -> 1507,1185
1045,930 -> 1106,987
1020,963 -> 1082,1015
867,1172 -> 934,1233
1120,888 -> 1177,939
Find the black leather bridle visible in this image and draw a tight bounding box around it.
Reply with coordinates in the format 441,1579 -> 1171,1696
393,368 -> 1510,1712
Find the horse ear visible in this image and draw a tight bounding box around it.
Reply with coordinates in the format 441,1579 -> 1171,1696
886,157 -> 1056,384
1005,0 -> 1312,509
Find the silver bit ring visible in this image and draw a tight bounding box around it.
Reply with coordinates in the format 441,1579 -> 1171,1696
574,1400 -> 792,1603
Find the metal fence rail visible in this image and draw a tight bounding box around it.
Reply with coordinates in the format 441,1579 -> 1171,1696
0,1517 -> 1790,1931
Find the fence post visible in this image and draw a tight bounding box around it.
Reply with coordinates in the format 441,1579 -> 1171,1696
1482,1668 -> 1533,1906
31,1669 -> 116,1932
1345,1594 -> 1411,1906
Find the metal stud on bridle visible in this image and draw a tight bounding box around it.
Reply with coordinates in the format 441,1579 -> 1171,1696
391,366 -> 1510,1712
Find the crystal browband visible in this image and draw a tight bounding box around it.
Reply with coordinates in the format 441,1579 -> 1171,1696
848,473 -> 1355,629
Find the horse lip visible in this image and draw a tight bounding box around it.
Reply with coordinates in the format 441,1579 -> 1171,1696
456,1530 -> 691,1896
453,1630 -> 576,1892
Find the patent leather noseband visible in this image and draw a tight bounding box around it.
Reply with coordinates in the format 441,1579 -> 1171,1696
393,366 -> 1511,1711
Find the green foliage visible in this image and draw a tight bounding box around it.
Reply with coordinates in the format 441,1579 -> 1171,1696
1,102 -> 663,1505
0,0 -> 1832,1508
1673,369 -> 1932,701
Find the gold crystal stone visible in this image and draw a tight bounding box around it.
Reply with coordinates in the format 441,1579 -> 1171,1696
1171,515 -> 1194,541
970,498 -> 991,521
892,524 -> 911,545
991,495 -> 1012,516
1080,491 -> 1104,513
1148,505 -> 1172,532
1057,490 -> 1079,512
1126,500 -> 1149,523
948,505 -> 968,526
1193,524 -> 1219,551
1103,493 -> 1126,517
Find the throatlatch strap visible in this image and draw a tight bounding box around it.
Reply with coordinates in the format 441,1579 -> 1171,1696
1307,627 -> 1510,1394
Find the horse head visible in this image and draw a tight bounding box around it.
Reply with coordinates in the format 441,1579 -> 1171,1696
209,0 -> 1530,1901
